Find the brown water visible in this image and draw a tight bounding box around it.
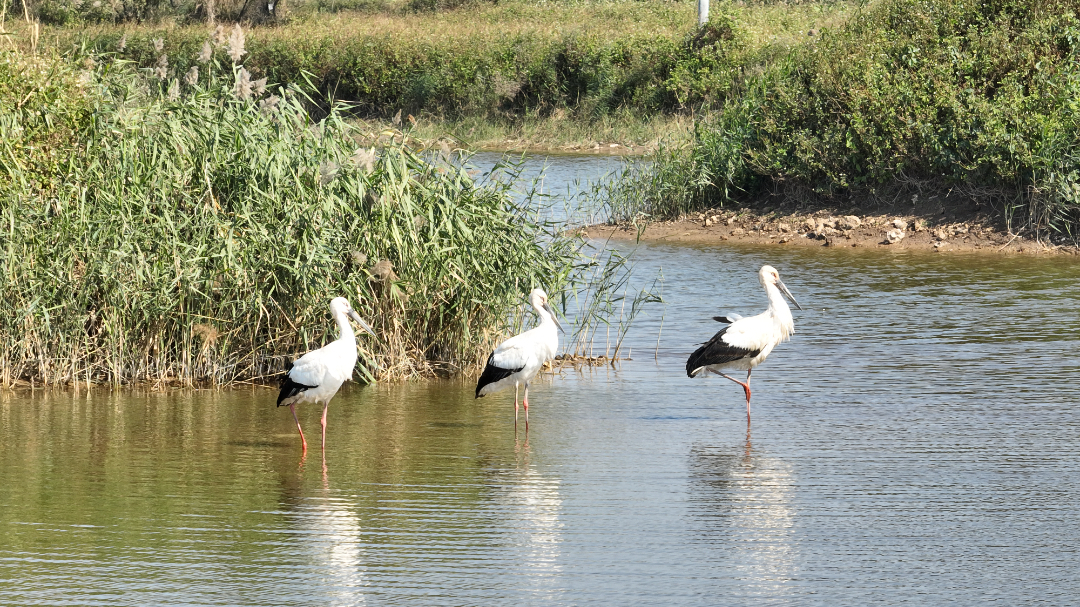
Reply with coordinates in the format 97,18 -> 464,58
3,158 -> 1080,605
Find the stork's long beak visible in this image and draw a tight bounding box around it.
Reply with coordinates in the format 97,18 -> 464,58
777,280 -> 804,310
544,302 -> 565,333
348,310 -> 375,335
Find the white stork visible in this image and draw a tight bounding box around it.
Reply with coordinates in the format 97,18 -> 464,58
277,297 -> 375,451
686,265 -> 803,424
475,288 -> 563,430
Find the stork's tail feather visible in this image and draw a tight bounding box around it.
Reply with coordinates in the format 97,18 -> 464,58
686,346 -> 707,378
277,374 -> 316,406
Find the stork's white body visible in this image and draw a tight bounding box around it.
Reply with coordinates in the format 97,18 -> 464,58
686,266 -> 802,424
475,289 -> 562,429
476,320 -> 559,398
277,297 -> 374,451
281,337 -> 358,406
690,290 -> 795,376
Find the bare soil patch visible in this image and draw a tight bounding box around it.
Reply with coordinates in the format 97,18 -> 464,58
591,198 -> 1079,256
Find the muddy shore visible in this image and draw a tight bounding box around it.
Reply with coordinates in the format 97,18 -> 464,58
591,205 -> 1078,256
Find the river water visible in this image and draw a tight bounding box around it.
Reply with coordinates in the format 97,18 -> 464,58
2,155 -> 1079,605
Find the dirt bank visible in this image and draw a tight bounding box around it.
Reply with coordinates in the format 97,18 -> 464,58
591,204 -> 1079,256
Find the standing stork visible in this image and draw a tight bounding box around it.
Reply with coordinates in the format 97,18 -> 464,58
278,297 -> 375,451
475,288 -> 563,430
686,265 -> 803,424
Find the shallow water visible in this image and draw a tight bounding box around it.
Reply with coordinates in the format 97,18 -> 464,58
466,151 -> 629,225
3,155 -> 1080,605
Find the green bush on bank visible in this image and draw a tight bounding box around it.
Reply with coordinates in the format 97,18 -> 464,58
612,0 -> 1080,238
0,49 -> 582,386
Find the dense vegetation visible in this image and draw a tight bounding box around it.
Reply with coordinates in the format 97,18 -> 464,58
610,0 -> 1080,241
0,42 -> 587,387
47,0 -> 850,122
38,0 -> 1080,238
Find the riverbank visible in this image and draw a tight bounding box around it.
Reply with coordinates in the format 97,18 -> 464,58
595,201 -> 1080,255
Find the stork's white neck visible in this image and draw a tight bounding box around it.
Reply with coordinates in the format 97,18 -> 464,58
533,300 -> 556,331
334,309 -> 356,342
765,283 -> 795,338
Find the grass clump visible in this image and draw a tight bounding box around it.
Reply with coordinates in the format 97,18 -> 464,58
610,0 -> 1080,241
0,42 -> 589,387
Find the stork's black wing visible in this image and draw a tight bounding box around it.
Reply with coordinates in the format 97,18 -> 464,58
276,361 -> 317,406
475,352 -> 524,398
686,326 -> 761,377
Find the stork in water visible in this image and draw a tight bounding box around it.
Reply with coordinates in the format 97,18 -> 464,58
475,288 -> 563,430
686,265 -> 803,424
278,297 -> 375,451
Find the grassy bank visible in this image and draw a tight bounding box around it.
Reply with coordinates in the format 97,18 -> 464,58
39,1 -> 857,133
0,43 -> 596,387
608,0 -> 1080,242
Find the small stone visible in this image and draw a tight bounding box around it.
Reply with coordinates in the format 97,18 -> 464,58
704,218 -> 713,227
778,236 -> 791,244
727,217 -> 736,226
778,222 -> 791,233
731,228 -> 746,236
934,229 -> 948,240
838,215 -> 861,230
892,218 -> 907,230
885,229 -> 905,244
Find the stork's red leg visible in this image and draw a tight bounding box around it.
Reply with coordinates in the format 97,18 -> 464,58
523,383 -> 530,432
718,372 -> 753,425
290,403 -> 307,452
320,402 -> 329,452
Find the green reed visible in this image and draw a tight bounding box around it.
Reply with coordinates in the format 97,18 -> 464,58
0,43 -> 595,386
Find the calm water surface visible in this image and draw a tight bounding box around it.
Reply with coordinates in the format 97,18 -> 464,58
2,156 -> 1080,605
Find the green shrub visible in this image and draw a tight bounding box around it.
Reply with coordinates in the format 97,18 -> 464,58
612,0 -> 1080,238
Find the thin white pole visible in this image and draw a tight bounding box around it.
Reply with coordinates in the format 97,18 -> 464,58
698,0 -> 709,27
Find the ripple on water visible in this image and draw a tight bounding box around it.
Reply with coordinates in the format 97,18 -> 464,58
2,163 -> 1080,604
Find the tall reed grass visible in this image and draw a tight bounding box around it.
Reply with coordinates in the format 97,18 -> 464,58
0,36 -> 615,387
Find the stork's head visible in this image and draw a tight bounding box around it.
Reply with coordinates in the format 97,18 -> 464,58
529,288 -> 564,332
758,265 -> 804,310
330,297 -> 375,335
